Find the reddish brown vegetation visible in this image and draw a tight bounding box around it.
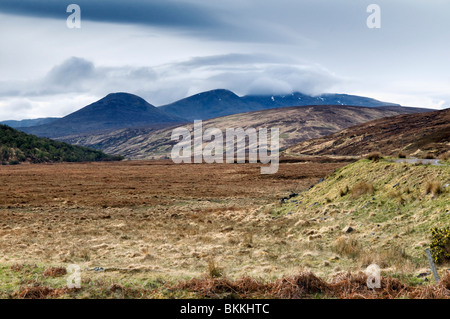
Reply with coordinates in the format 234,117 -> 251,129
176,271 -> 450,299
13,286 -> 70,299
43,267 -> 67,278
0,160 -> 347,208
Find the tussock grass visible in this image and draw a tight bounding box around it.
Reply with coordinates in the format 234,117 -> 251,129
366,152 -> 382,161
425,180 -> 443,196
351,181 -> 374,198
333,236 -> 362,259
359,246 -> 408,269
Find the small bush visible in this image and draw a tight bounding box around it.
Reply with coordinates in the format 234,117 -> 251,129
425,181 -> 443,196
9,160 -> 20,165
351,181 -> 374,198
429,227 -> 450,264
366,152 -> 382,161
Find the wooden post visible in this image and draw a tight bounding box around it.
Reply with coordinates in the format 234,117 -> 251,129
425,248 -> 440,283
360,136 -> 363,159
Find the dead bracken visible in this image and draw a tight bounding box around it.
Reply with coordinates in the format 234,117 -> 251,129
175,271 -> 450,299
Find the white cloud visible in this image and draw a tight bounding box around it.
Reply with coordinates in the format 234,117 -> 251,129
0,54 -> 345,120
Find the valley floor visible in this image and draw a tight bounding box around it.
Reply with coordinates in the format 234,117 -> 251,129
0,159 -> 448,298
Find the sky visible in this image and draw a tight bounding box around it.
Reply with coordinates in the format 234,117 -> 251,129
0,0 -> 449,120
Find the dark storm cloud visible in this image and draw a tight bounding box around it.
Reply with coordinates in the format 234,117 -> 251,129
0,0 -> 219,28
0,0 -> 312,43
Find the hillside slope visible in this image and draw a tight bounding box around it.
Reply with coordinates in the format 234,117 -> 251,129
0,124 -> 121,164
268,159 -> 450,279
159,89 -> 403,121
21,93 -> 185,138
286,108 -> 450,158
61,105 -> 431,159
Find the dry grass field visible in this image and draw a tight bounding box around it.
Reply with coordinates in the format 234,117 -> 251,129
0,158 -> 448,299
0,159 -> 350,297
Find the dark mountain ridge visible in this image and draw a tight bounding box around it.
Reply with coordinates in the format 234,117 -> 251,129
21,93 -> 185,138
158,89 -> 402,121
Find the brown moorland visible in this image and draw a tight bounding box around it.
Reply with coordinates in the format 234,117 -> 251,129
286,108 -> 449,158
0,158 -> 448,299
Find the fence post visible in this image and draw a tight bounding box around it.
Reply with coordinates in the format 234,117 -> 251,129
425,248 -> 440,283
360,136 -> 363,159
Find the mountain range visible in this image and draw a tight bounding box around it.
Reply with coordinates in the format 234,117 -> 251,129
2,89 -> 440,161
20,93 -> 185,138
60,104 -> 431,160
11,89 -> 404,139
0,117 -> 59,128
158,89 -> 400,121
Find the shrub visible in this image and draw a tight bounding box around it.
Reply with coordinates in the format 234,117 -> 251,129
429,227 -> 450,264
351,181 -> 374,198
366,152 -> 382,161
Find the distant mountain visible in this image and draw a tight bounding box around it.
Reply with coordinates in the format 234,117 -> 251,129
0,117 -> 59,128
158,89 -> 401,121
285,108 -> 450,158
21,93 -> 185,138
158,89 -> 252,121
0,124 -> 122,164
60,104 -> 430,160
241,92 -> 400,109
